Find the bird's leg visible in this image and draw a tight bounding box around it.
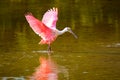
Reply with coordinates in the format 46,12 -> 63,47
48,44 -> 51,51
47,44 -> 51,54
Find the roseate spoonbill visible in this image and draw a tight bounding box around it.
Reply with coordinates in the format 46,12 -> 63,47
25,7 -> 77,51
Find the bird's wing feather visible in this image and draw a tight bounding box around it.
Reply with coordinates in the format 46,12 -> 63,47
25,13 -> 52,39
42,7 -> 58,29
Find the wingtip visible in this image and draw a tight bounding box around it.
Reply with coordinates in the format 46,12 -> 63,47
56,7 -> 58,13
25,12 -> 33,16
53,7 -> 58,11
47,7 -> 58,13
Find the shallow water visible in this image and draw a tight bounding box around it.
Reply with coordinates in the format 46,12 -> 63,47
0,0 -> 120,80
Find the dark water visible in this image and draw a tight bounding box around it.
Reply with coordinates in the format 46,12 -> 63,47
0,0 -> 120,80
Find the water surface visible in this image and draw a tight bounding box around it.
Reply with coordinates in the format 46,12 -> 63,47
0,0 -> 120,80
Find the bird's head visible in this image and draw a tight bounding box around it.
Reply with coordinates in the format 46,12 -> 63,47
64,27 -> 78,39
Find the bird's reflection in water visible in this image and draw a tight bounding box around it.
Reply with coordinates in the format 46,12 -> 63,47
31,55 -> 58,80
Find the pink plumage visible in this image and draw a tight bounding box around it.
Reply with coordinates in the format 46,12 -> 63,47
25,7 -> 77,51
25,10 -> 57,45
42,7 -> 58,29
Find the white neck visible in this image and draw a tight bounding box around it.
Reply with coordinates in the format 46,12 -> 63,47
58,28 -> 67,35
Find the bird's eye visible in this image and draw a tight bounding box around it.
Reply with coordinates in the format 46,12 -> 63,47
67,28 -> 70,30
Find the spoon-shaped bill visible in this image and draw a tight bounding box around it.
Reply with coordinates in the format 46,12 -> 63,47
69,30 -> 78,39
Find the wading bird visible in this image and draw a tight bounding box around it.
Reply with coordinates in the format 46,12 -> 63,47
25,7 -> 77,52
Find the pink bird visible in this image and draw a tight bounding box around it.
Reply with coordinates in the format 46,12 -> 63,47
25,7 -> 77,52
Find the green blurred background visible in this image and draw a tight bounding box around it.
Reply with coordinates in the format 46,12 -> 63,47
0,0 -> 120,80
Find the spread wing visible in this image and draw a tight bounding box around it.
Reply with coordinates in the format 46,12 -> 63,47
42,7 -> 58,29
25,13 -> 52,39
